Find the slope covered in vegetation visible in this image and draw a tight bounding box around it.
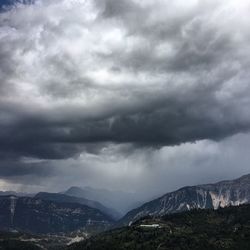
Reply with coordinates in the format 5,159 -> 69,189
69,204 -> 250,250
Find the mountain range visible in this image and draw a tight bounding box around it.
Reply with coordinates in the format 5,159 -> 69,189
0,195 -> 113,234
0,173 -> 250,236
0,191 -> 33,197
118,174 -> 250,226
64,186 -> 144,215
35,192 -> 120,220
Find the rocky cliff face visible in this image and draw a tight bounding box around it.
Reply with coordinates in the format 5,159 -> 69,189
200,174 -> 250,208
0,196 -> 113,234
119,174 -> 250,225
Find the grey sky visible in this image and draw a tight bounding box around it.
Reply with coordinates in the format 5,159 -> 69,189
0,0 -> 250,198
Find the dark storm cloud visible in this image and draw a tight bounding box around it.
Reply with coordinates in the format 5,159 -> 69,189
0,1 -> 34,11
0,159 -> 53,177
0,0 -> 250,184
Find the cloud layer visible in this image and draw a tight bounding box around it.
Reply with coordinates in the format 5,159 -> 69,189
0,0 -> 250,194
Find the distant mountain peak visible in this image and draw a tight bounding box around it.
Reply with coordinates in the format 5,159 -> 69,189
35,191 -> 120,220
64,186 -> 143,216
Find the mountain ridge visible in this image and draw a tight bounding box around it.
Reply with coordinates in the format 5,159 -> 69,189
0,195 -> 113,234
35,192 -> 120,220
118,173 -> 250,226
64,186 -> 144,216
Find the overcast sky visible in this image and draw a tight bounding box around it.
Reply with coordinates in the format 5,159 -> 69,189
0,0 -> 250,199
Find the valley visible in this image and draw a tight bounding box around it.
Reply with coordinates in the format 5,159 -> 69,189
0,174 -> 250,249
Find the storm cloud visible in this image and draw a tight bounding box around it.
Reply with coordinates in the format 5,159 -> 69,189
0,0 -> 250,194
